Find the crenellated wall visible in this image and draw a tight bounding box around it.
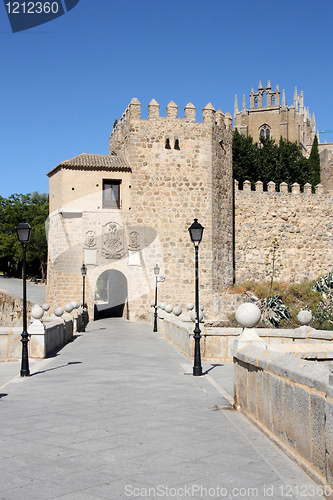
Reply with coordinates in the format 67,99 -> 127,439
235,180 -> 333,283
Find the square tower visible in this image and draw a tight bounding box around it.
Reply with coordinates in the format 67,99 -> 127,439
47,98 -> 233,321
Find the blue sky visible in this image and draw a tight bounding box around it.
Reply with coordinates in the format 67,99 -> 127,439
1,0 -> 332,198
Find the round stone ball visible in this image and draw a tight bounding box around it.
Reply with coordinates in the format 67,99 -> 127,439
54,307 -> 64,317
64,303 -> 74,313
159,302 -> 167,310
71,302 -> 79,309
190,310 -> 204,322
235,302 -> 261,328
297,309 -> 312,326
165,304 -> 173,313
186,303 -> 194,311
173,306 -> 182,316
31,305 -> 44,320
150,300 -> 155,307
42,303 -> 50,311
199,304 -> 204,311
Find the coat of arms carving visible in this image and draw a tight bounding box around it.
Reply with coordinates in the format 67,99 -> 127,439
129,231 -> 140,250
102,222 -> 125,259
85,230 -> 96,248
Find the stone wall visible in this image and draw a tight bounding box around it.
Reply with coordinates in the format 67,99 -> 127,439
319,142 -> 333,193
0,291 -> 32,327
233,345 -> 333,488
235,180 -> 333,284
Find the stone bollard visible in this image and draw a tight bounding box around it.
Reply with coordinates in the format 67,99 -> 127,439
232,302 -> 266,352
71,302 -> 80,332
42,303 -> 50,317
173,306 -> 182,317
165,304 -> 173,314
296,309 -> 313,336
28,305 -> 46,357
53,307 -> 64,323
31,305 -> 44,323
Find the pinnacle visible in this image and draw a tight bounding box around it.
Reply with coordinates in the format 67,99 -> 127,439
149,99 -> 159,106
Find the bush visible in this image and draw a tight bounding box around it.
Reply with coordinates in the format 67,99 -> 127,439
231,279 -> 333,330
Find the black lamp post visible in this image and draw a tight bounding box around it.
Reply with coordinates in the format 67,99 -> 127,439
16,221 -> 32,377
188,218 -> 204,376
153,264 -> 165,332
81,263 -> 87,332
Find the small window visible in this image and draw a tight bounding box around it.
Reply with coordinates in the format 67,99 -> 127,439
174,139 -> 180,150
165,138 -> 171,149
259,124 -> 271,140
103,180 -> 121,208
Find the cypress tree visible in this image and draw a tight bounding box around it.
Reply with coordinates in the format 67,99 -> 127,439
308,135 -> 321,188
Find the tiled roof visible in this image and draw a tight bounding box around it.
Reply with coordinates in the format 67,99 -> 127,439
48,153 -> 131,176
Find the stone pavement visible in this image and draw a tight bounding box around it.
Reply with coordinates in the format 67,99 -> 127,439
0,319 -> 326,500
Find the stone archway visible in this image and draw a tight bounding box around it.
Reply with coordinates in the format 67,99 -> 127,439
94,269 -> 128,320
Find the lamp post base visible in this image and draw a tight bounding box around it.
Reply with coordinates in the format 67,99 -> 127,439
193,366 -> 202,377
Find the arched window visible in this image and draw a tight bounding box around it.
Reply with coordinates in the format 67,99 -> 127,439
259,124 -> 271,140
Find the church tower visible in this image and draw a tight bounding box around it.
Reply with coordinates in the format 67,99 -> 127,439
234,81 -> 316,156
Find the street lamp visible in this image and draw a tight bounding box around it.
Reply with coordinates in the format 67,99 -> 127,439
188,218 -> 204,376
16,220 -> 32,377
153,264 -> 165,332
81,263 -> 87,332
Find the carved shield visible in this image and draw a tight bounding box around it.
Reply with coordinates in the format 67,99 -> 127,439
129,231 -> 140,250
85,230 -> 96,248
102,222 -> 125,259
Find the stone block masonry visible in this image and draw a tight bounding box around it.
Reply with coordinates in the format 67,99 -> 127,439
235,180 -> 333,284
234,345 -> 333,489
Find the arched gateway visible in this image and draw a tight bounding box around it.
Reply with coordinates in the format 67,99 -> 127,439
94,270 -> 128,320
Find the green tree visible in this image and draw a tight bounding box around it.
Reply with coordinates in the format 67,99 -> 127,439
0,192 -> 49,279
232,129 -> 260,189
276,137 -> 310,189
257,137 -> 279,189
233,130 -> 313,191
308,135 -> 320,188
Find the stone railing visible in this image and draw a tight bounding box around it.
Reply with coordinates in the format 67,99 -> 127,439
155,308 -> 333,361
0,301 -> 85,361
233,344 -> 333,488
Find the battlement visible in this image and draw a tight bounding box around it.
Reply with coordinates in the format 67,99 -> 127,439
235,179 -> 324,195
114,97 -> 232,130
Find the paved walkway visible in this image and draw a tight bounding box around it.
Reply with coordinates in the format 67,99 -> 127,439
0,275 -> 46,304
0,319 -> 325,500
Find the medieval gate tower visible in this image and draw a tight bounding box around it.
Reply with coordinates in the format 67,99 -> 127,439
46,99 -> 234,321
